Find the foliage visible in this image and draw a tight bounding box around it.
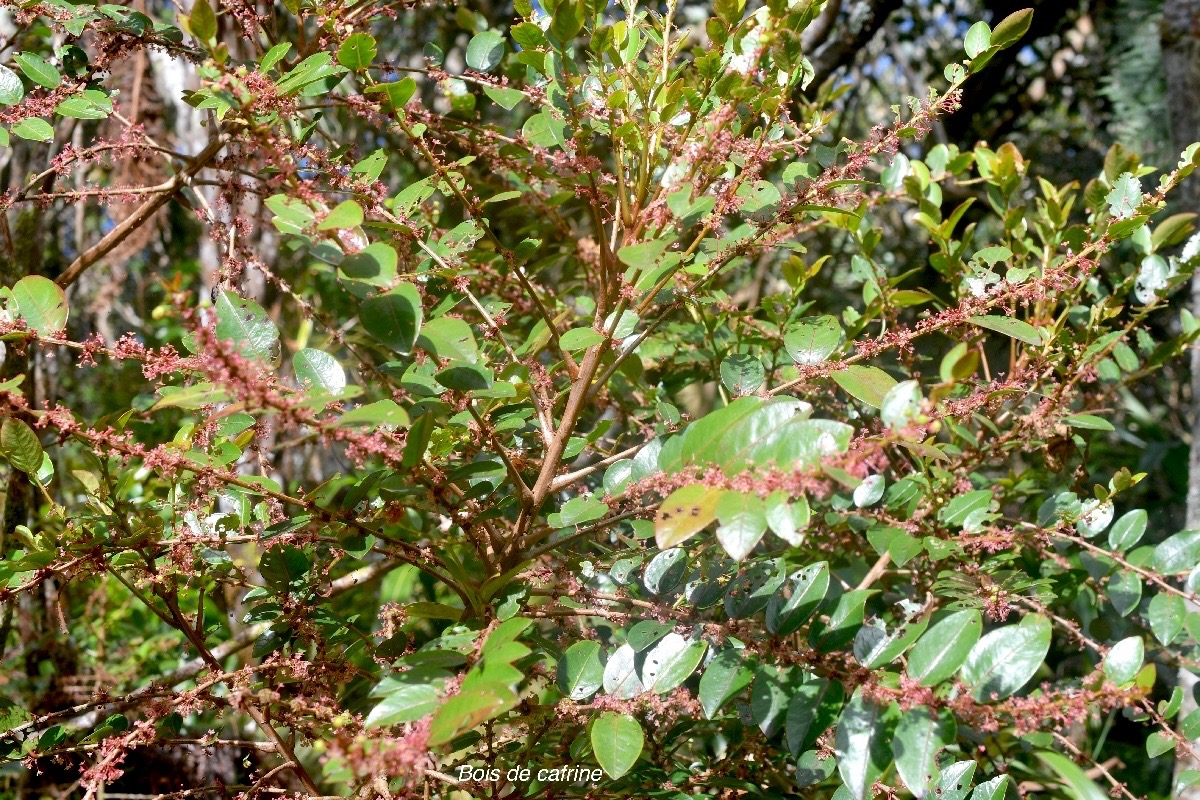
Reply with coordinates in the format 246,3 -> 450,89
1,1 -> 1200,799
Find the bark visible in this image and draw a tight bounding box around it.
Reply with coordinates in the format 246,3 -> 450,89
1163,1 -> 1200,796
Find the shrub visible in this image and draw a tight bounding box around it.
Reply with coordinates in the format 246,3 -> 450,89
1,2 -> 1199,798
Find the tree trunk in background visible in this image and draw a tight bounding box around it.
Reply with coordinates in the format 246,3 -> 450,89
1163,1 -> 1200,796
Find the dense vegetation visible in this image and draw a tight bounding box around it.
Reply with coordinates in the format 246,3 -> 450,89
2,1 -> 1200,799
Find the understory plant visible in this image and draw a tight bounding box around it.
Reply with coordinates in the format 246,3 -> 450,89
2,1 -> 1200,798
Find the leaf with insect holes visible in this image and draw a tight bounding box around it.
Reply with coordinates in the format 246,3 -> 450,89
655,484 -> 724,549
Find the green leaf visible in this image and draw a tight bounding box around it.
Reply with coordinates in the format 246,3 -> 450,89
1148,593 -> 1186,645
557,641 -> 604,700
939,490 -> 993,526
907,610 -> 982,687
484,86 -> 525,109
616,239 -> 669,271
318,199 -> 364,230
189,0 -> 217,42
14,53 -> 61,89
337,33 -> 377,70
784,316 -> 842,365
1153,530 -> 1200,574
969,315 -> 1041,345
361,285 -> 422,355
550,0 -> 585,42
259,42 -> 292,72
1036,751 -> 1110,800
655,483 -> 723,549
751,665 -> 795,737
338,399 -> 409,429
0,65 -> 25,106
466,30 -> 506,72
766,562 -> 830,636
642,633 -> 707,693
591,713 -> 643,779
340,242 -> 398,290
809,589 -> 875,653
626,620 -> 673,651
427,685 -> 517,746
643,548 -> 688,595
366,669 -> 449,727
835,688 -> 899,800
960,614 -> 1052,701
936,762 -> 977,800
1108,570 -> 1142,617
293,349 -> 346,396
964,21 -> 991,59
786,674 -> 843,756
366,77 -> 416,112
832,365 -> 897,408
12,118 -> 54,142
1108,509 -> 1147,550
2,418 -> 43,474
214,290 -> 279,362
0,698 -> 31,734
56,94 -> 112,120
1102,636 -> 1143,685
720,354 -> 764,395
560,326 -> 605,352
418,316 -> 479,363
894,708 -> 956,798
765,491 -> 810,546
991,8 -> 1034,49
699,648 -> 754,719
715,491 -> 767,561
1107,173 -> 1142,219
1063,414 -> 1114,432
522,111 -> 568,148
549,496 -> 608,528
1148,731 -> 1175,758
435,364 -> 493,392
12,275 -> 67,335
602,644 -> 642,698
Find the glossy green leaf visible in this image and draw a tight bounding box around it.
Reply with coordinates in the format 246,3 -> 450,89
893,708 -> 956,798
809,589 -> 875,652
337,33 -> 377,70
832,365 -> 897,408
12,118 -> 54,142
14,53 -> 61,89
466,30 -> 506,72
1,418 -> 43,474
964,21 -> 991,59
12,276 -> 68,335
1036,751 -> 1109,800
0,65 -> 25,106
362,285 -> 422,355
591,712 -> 643,779
557,641 -> 604,700
960,614 -> 1052,701
1153,530 -> 1200,574
214,290 -> 279,362
293,349 -> 346,396
766,562 -> 830,636
907,610 -> 982,687
835,688 -> 899,800
318,200 -> 364,230
602,644 -> 642,699
715,491 -> 767,561
698,648 -> 754,719
969,315 -> 1041,345
642,633 -> 706,693
427,685 -> 517,746
786,674 -> 843,756
1103,636 -> 1144,684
